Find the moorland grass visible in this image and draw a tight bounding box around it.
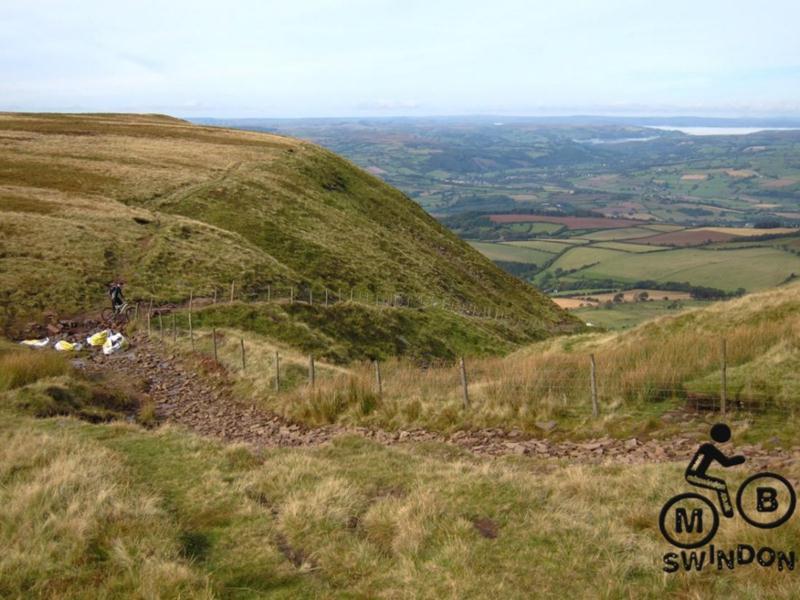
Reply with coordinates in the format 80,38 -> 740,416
0,345 -> 69,390
172,284 -> 800,442
0,112 -> 573,348
2,411 -> 799,599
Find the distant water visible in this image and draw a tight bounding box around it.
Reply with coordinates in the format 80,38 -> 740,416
579,136 -> 659,144
647,125 -> 800,136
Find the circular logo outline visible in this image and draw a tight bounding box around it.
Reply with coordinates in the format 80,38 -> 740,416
659,492 -> 720,549
735,472 -> 797,529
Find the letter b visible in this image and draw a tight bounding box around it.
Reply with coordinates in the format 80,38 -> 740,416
757,487 -> 779,513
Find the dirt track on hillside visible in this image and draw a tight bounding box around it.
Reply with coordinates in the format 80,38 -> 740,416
76,336 -> 798,471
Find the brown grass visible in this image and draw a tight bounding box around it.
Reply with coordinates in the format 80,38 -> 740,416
0,426 -> 210,598
634,228 -> 740,246
0,349 -> 68,390
210,284 -> 800,436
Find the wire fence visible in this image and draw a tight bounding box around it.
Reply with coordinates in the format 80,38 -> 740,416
128,280 -> 529,325
128,303 -> 798,421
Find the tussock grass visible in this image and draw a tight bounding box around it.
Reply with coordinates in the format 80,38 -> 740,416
0,425 -> 211,598
3,412 -> 796,598
199,284 -> 800,440
0,340 -> 140,422
0,339 -> 797,598
0,347 -> 69,390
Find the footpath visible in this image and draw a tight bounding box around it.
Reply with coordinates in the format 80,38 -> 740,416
75,336 -> 798,473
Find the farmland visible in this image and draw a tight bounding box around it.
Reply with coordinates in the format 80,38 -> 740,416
204,117 -> 800,229
458,216 -> 800,296
198,117 -> 800,307
573,299 -> 708,329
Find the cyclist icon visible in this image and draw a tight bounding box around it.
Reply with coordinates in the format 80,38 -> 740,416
684,423 -> 745,518
659,422 -> 796,549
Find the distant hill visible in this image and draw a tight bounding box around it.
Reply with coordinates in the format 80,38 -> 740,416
0,113 -> 576,357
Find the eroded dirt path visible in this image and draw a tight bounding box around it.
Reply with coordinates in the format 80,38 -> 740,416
77,336 -> 799,471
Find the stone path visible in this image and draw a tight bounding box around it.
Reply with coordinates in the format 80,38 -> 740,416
78,336 -> 798,472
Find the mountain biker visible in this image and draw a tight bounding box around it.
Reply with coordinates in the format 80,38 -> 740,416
685,423 -> 745,518
109,281 -> 126,312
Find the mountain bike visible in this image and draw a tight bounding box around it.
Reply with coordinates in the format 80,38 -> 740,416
659,471 -> 796,548
101,302 -> 132,327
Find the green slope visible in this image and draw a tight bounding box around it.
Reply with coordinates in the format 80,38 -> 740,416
0,113 -> 576,354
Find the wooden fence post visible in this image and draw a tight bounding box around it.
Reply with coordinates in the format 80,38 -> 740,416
590,354 -> 599,418
212,327 -> 218,363
374,360 -> 383,399
721,338 -> 727,414
459,357 -> 470,409
268,285 -> 271,303
240,338 -> 246,371
213,288 -> 217,304
172,313 -> 177,342
158,313 -> 164,340
188,292 -> 194,350
308,355 -> 316,388
290,287 -> 294,304
147,310 -> 151,337
274,351 -> 281,392
134,302 -> 139,323
188,311 -> 194,351
309,288 -> 313,306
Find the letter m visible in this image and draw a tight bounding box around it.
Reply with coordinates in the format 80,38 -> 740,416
675,508 -> 703,533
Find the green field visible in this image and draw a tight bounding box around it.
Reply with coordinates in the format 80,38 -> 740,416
592,241 -> 668,253
526,222 -> 563,234
467,242 -> 554,265
558,246 -> 800,291
573,299 -> 709,329
545,247 -> 626,272
505,239 -> 588,252
581,226 -> 662,241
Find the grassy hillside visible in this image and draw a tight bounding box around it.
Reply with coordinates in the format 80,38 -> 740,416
0,113 -> 575,350
178,282 -> 800,442
1,343 -> 798,598
6,414 -> 799,599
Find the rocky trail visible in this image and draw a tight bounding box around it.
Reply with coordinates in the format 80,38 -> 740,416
76,336 -> 798,472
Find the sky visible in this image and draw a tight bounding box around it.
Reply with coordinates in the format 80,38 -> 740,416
2,0 -> 799,118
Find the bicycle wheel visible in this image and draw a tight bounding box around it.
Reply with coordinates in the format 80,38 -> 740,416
101,307 -> 115,323
659,492 -> 720,549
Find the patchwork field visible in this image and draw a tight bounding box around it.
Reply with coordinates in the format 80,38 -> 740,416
462,211 -> 800,297
552,290 -> 695,310
558,246 -> 800,292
